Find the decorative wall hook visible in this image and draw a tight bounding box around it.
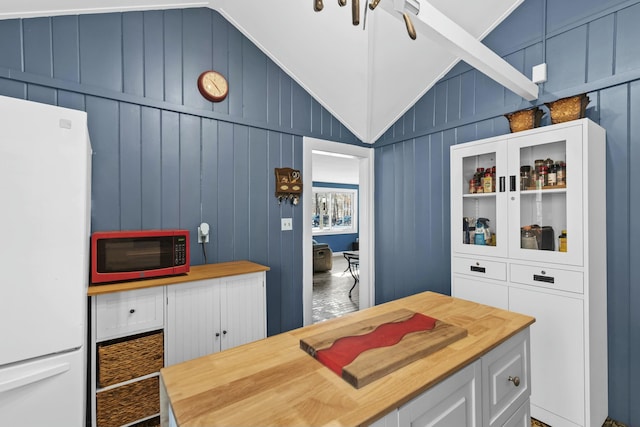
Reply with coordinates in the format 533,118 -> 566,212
275,167 -> 302,205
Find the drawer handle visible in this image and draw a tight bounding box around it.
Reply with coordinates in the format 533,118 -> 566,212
470,266 -> 486,273
508,376 -> 520,387
533,274 -> 554,284
129,309 -> 135,314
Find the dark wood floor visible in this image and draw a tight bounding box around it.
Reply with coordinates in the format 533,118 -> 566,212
312,255 -> 359,323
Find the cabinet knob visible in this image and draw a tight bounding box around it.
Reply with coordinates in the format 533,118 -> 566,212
508,376 -> 520,387
223,330 -> 228,335
215,332 -> 220,337
129,309 -> 135,314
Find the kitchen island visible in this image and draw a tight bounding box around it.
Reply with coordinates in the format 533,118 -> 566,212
160,291 -> 535,427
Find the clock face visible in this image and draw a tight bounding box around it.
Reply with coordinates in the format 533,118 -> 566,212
197,70 -> 228,102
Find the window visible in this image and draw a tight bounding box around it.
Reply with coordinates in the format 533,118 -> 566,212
312,187 -> 357,234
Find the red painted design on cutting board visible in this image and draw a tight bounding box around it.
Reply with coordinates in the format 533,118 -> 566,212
315,313 -> 437,375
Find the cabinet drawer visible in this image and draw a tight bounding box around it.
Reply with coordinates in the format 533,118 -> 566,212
98,331 -> 164,388
96,376 -> 159,427
503,399 -> 530,427
95,287 -> 165,341
510,264 -> 583,294
452,257 -> 507,281
482,329 -> 530,427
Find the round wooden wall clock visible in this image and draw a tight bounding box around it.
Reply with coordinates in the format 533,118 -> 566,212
197,70 -> 228,102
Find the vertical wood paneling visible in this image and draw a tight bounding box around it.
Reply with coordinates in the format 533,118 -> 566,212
459,71 -> 475,120
628,80 -> 640,427
600,80 -> 630,427
446,76 -> 461,123
266,130 -> 282,335
178,113 -> 201,258
280,73 -> 292,129
474,72 -> 503,113
615,2 -> 640,74
211,11 -> 229,115
0,19 -> 23,70
266,60 -> 281,128
587,15 -> 614,83
23,18 -> 51,77
248,127 -> 269,266
143,11 -> 164,101
375,145 -> 396,304
57,90 -> 84,111
140,107 -> 162,229
242,40 -> 267,123
434,82 -> 447,127
232,125 -> 250,259
160,110 -> 180,228
200,117 -> 219,264
119,103 -> 142,230
503,50 -> 524,107
545,25 -> 588,94
427,132 -> 447,295
481,0 -> 544,57
227,26 -> 243,118
182,8 -> 212,110
26,84 -> 55,105
87,96 -> 120,231
217,121 -> 235,262
122,12 -> 144,97
414,135 -> 430,293
163,10 -> 183,105
52,16 -> 79,83
401,140 -> 417,297
79,14 -> 122,92
291,83 -> 310,132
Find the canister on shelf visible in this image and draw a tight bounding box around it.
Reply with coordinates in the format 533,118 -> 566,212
520,165 -> 531,190
483,170 -> 493,193
556,161 -> 566,185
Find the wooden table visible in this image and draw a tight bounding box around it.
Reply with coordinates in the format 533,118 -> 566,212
160,291 -> 534,427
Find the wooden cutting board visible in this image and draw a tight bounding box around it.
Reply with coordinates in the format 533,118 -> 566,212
300,309 -> 467,388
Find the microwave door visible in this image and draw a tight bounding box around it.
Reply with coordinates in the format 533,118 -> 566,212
98,237 -> 173,273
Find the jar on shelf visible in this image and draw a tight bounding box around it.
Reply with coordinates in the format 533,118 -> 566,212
520,165 -> 531,190
548,162 -> 558,186
536,166 -> 548,189
483,170 -> 493,193
521,226 -> 538,250
556,161 -> 566,185
469,178 -> 475,194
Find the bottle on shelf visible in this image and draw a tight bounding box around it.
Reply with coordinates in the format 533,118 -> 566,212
559,230 -> 567,252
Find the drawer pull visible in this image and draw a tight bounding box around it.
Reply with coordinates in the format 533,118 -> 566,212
533,274 -> 554,284
470,265 -> 486,273
508,376 -> 520,387
129,309 -> 135,314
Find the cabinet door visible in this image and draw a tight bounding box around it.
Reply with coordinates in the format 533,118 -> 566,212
398,360 -> 481,427
166,279 -> 222,366
220,272 -> 266,351
509,287 -> 584,427
507,124 -> 583,266
451,140 -> 508,258
452,275 -> 508,310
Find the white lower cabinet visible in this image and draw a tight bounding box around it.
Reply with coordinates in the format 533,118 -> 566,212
166,272 -> 266,365
371,329 -> 530,427
89,267 -> 267,427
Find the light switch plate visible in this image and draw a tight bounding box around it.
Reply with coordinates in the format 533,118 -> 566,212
281,218 -> 293,231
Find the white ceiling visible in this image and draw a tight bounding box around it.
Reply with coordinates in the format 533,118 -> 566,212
0,0 -> 534,144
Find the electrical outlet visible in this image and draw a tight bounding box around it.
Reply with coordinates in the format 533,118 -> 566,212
198,222 -> 210,243
281,218 -> 293,231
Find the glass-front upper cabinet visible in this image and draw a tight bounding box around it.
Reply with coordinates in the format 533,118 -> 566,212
451,119 -> 594,267
451,140 -> 509,258
507,124 -> 583,266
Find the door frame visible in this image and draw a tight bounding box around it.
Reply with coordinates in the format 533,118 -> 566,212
302,137 -> 375,325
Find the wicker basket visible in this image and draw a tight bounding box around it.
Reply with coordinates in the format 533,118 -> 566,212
96,376 -> 160,427
545,94 -> 589,124
98,331 -> 163,388
505,107 -> 544,133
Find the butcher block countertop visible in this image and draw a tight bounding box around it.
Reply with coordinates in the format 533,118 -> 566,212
87,261 -> 269,296
160,291 -> 535,427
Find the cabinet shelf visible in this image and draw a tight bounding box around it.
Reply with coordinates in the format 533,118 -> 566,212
463,192 -> 496,198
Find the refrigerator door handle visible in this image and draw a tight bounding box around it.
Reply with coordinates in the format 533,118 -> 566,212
0,362 -> 70,393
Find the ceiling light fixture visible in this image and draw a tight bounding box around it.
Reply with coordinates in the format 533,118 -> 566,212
313,0 -> 419,40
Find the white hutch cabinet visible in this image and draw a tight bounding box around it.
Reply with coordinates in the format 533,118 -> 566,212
450,118 -> 607,427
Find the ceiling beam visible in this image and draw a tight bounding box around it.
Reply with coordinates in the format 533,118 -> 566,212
389,0 -> 539,101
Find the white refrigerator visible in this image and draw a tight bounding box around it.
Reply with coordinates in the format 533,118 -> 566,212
0,95 -> 92,426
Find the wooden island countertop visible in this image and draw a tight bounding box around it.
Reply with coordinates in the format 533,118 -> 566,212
160,291 -> 535,427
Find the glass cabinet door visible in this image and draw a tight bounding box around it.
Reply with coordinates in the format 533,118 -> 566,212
451,141 -> 508,258
507,125 -> 583,266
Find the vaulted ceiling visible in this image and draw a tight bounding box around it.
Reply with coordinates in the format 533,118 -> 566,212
0,0 -> 538,143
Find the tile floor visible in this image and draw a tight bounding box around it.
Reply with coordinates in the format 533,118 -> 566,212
312,254 -> 359,323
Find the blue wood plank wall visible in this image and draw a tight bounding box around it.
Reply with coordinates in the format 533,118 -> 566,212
373,0 -> 640,424
0,8 -> 360,336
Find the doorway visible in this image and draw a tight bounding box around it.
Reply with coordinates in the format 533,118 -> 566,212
302,137 -> 374,326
